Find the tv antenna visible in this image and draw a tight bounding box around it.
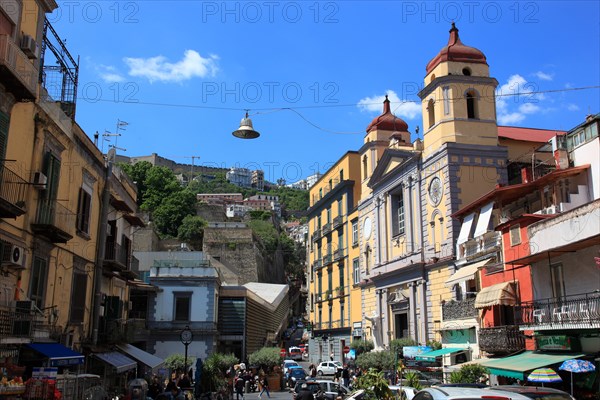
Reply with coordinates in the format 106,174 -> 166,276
102,119 -> 128,153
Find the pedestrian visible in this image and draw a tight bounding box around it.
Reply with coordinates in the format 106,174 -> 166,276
258,375 -> 270,399
330,352 -> 334,361
310,364 -> 317,379
148,375 -> 163,399
178,373 -> 191,391
297,383 -> 314,400
235,376 -> 245,400
342,365 -> 350,388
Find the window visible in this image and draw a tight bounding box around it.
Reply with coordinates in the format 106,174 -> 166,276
339,265 -> 344,288
340,303 -> 345,327
318,273 -> 322,296
326,208 -> 331,224
362,155 -> 368,178
338,228 -> 344,254
69,271 -> 87,323
337,198 -> 343,216
319,188 -> 323,199
174,292 -> 192,321
328,267 -> 333,293
391,191 -> 405,236
427,99 -> 435,128
462,67 -> 471,76
466,90 -> 478,119
29,257 -> 48,310
509,224 -> 521,246
352,221 -> 358,245
339,169 -> 344,181
442,86 -> 450,115
352,258 -> 360,284
328,305 -> 332,329
550,263 -> 565,299
76,188 -> 92,234
42,151 -> 61,202
317,215 -> 321,229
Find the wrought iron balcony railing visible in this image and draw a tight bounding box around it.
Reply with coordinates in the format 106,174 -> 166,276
31,200 -> 75,243
104,242 -> 129,271
313,259 -> 322,270
442,298 -> 478,321
333,247 -> 345,262
515,291 -> 600,329
0,164 -> 28,218
460,231 -> 502,259
322,222 -> 332,235
479,325 -> 525,355
332,215 -> 343,229
322,253 -> 333,266
312,228 -> 321,242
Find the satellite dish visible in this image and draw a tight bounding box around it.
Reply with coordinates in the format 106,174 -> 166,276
107,148 -> 116,162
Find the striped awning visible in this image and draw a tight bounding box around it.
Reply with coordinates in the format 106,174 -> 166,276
475,281 -> 518,309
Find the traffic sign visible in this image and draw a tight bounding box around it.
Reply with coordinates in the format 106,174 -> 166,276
343,346 -> 350,354
280,348 -> 287,357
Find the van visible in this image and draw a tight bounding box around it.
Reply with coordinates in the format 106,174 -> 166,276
289,347 -> 303,361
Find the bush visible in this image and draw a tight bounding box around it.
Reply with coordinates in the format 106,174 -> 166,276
449,364 -> 489,384
350,339 -> 374,356
164,354 -> 196,373
248,347 -> 282,373
403,371 -> 423,390
203,353 -> 239,391
356,350 -> 395,371
353,369 -> 393,399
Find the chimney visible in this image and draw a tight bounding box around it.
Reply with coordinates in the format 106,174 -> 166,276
521,167 -> 533,183
551,136 -> 569,170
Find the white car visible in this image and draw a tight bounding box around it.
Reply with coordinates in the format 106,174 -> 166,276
316,361 -> 343,375
413,387 -> 531,400
389,385 -> 418,400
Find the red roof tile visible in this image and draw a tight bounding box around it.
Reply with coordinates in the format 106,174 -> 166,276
498,126 -> 565,143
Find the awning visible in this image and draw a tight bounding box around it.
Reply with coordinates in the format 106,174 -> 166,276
416,347 -> 468,361
475,281 -> 518,308
479,351 -> 585,380
26,343 -> 85,367
473,202 -> 494,237
445,259 -> 492,287
94,352 -> 137,373
123,214 -> 145,227
457,213 -> 475,245
117,344 -> 164,369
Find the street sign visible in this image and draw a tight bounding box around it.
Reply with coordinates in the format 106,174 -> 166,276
343,346 -> 350,354
280,348 -> 287,357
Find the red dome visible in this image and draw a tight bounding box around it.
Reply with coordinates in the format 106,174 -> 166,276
426,23 -> 487,74
366,95 -> 409,133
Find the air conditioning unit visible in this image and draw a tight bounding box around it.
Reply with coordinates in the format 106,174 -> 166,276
2,244 -> 26,269
32,172 -> 47,189
20,34 -> 39,59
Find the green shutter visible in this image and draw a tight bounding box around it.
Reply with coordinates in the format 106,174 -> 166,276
0,111 -> 9,161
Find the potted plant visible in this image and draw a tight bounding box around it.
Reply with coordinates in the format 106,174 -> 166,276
324,289 -> 333,299
335,285 -> 345,296
248,347 -> 283,391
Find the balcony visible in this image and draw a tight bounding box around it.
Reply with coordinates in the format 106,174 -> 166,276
322,222 -> 332,236
479,325 -> 525,355
333,247 -> 345,262
322,253 -> 333,267
104,242 -> 130,272
312,228 -> 321,242
0,35 -> 38,100
515,291 -> 600,331
460,231 -> 502,259
442,298 -> 478,321
332,215 -> 343,229
313,259 -> 322,271
31,200 -> 75,243
0,164 -> 28,218
0,304 -> 35,342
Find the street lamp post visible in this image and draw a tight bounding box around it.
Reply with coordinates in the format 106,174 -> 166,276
180,326 -> 193,377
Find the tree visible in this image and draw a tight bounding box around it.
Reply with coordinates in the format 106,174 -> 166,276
141,166 -> 181,211
164,353 -> 196,373
152,190 -> 197,237
118,161 -> 152,206
389,338 -> 417,358
203,353 -> 239,391
178,215 -> 208,250
350,339 -> 374,356
248,347 -> 282,373
355,350 -> 395,371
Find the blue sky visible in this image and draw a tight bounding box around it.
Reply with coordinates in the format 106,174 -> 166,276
48,1 -> 599,183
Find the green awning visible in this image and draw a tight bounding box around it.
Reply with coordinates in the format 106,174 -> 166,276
480,351 -> 585,380
416,347 -> 468,360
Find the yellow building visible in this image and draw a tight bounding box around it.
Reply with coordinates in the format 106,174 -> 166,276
0,1 -> 143,370
307,151 -> 361,363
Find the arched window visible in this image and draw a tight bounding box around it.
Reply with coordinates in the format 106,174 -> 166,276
362,155 -> 368,178
427,99 -> 435,128
466,90 -> 478,119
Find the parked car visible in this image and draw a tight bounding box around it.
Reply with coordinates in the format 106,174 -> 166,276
316,361 -> 343,376
283,360 -> 300,375
293,380 -> 350,400
412,387 -> 531,400
398,370 -> 441,387
389,385 -> 419,400
286,367 -> 308,387
436,384 -> 488,388
487,385 -> 575,400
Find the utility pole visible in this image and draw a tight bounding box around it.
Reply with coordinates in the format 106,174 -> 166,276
183,155 -> 201,186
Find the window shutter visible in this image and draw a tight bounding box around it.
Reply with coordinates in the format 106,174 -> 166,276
69,273 -> 87,322
0,111 -> 9,160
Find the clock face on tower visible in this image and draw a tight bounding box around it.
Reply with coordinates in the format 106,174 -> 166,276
363,217 -> 372,240
428,177 -> 443,206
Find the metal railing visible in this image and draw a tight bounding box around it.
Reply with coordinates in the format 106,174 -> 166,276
313,259 -> 322,270
442,298 -> 478,320
461,231 -> 502,258
311,178 -> 342,204
332,215 -> 343,229
312,228 -> 321,242
479,325 -> 525,355
333,247 -> 345,261
515,291 -> 600,328
34,200 -> 75,237
105,242 -> 129,268
0,304 -> 35,339
322,253 -> 333,266
322,222 -> 332,235
0,34 -> 38,97
0,164 -> 28,216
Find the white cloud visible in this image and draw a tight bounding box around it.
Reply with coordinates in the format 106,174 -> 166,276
124,50 -> 218,83
567,103 -> 580,111
357,90 -> 421,120
100,72 -> 125,83
534,71 -> 554,81
496,74 -> 544,125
